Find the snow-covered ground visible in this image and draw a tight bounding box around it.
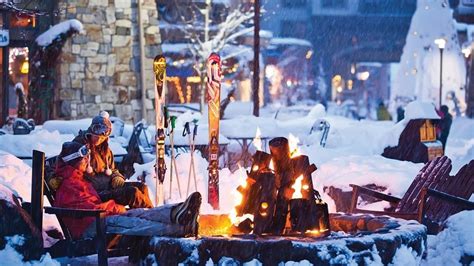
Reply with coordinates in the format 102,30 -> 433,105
0,101 -> 473,265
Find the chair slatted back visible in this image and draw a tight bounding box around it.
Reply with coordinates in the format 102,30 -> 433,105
397,156 -> 452,214
433,160 -> 474,222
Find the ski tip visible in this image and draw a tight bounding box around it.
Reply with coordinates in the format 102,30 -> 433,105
154,54 -> 166,62
153,55 -> 166,74
208,53 -> 220,63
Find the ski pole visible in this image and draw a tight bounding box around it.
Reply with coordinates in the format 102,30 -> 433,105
183,122 -> 193,196
168,115 -> 182,199
192,122 -> 198,192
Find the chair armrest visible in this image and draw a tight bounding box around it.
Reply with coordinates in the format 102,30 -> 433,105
350,184 -> 402,203
45,206 -> 106,218
418,188 -> 474,223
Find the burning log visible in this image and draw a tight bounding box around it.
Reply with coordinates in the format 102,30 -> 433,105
231,137 -> 330,237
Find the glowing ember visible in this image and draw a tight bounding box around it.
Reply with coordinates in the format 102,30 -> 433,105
291,175 -> 304,199
269,159 -> 275,171
253,127 -> 263,151
288,133 -> 301,158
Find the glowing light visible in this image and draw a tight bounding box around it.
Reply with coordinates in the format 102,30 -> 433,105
462,47 -> 471,58
186,76 -> 201,83
434,38 -> 446,49
305,50 -> 313,59
356,71 -> 370,81
288,133 -> 301,158
291,175 -> 304,199
253,127 -> 262,151
20,61 -> 29,74
261,202 -> 268,209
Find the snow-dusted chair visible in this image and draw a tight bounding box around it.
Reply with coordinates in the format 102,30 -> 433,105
349,156 -> 474,234
30,150 -> 130,266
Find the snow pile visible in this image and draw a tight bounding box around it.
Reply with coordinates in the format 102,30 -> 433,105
0,151 -> 33,202
0,128 -> 126,159
0,236 -> 58,266
423,210 -> 474,266
390,245 -> 422,266
42,118 -> 92,136
403,100 -> 440,120
309,154 -> 423,212
0,130 -> 74,158
0,151 -> 63,247
35,19 -> 84,47
445,117 -> 474,173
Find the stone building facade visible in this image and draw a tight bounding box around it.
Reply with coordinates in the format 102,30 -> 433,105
57,0 -> 161,123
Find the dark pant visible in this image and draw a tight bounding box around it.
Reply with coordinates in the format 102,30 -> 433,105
99,182 -> 154,208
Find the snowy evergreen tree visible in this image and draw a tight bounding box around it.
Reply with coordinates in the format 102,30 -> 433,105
392,0 -> 466,112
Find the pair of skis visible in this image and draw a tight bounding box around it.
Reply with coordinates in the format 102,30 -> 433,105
153,53 -> 222,210
153,55 -> 183,205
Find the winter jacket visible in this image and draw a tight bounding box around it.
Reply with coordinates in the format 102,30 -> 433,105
54,164 -> 126,239
73,130 -> 125,192
377,106 -> 392,121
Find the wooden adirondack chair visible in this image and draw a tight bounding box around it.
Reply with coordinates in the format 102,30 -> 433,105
29,150 -> 130,266
349,156 -> 474,233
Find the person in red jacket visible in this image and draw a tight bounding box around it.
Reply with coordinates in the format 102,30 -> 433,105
54,141 -> 201,239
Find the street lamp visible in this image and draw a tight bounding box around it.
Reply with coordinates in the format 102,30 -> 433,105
434,38 -> 446,108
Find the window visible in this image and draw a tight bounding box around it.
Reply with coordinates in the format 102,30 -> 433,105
10,13 -> 36,28
321,0 -> 348,9
282,0 -> 307,8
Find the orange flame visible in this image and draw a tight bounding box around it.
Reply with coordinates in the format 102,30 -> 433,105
253,127 -> 263,151
288,133 -> 301,158
229,165 -> 252,225
291,175 -> 304,199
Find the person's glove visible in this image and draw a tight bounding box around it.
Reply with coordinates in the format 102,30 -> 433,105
48,176 -> 63,191
111,175 -> 125,188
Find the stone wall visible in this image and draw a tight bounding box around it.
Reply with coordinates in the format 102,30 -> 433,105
58,0 -> 161,123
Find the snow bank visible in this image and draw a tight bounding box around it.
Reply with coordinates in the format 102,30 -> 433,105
0,151 -> 33,202
423,211 -> 474,266
42,118 -> 92,136
0,130 -> 74,158
35,19 -> 83,47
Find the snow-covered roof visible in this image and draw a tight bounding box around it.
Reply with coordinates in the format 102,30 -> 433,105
270,38 -> 313,48
35,19 -> 83,47
404,100 -> 440,120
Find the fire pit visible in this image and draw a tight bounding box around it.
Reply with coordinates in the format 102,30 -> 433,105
145,213 -> 427,265
142,137 -> 427,264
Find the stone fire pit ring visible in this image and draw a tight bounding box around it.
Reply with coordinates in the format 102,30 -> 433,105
143,213 -> 427,265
